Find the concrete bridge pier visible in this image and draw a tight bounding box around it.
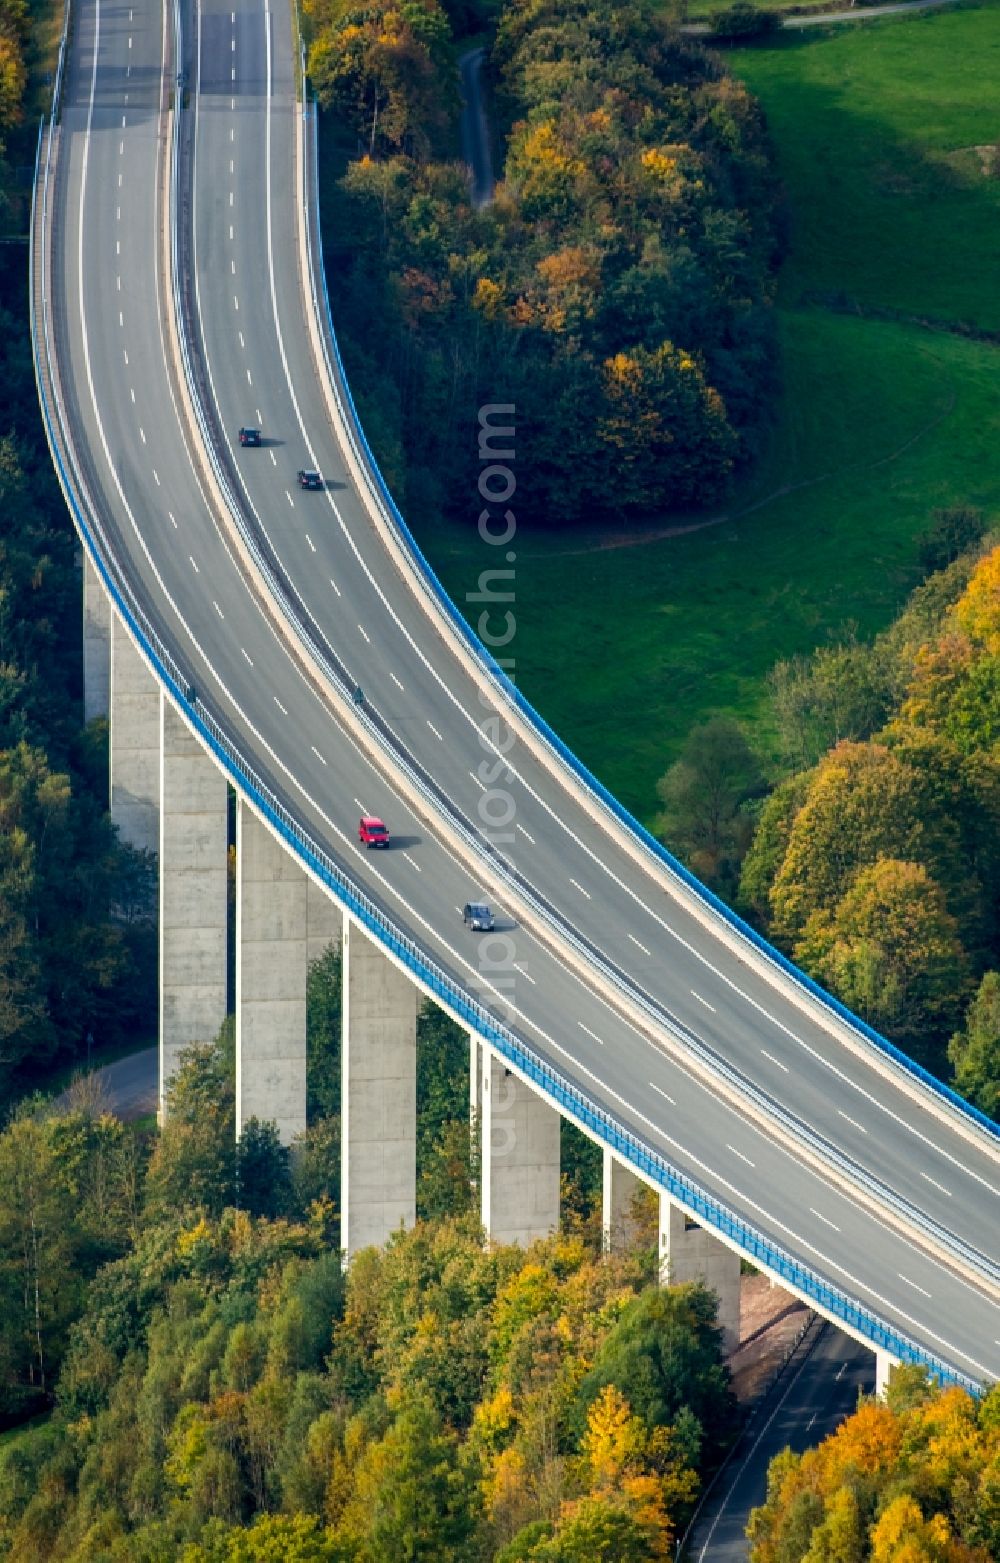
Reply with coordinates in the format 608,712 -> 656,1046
875,1349 -> 893,1397
341,919 -> 417,1259
307,878 -> 342,964
660,1195 -> 741,1352
158,698 -> 228,1117
481,1052 -> 560,1245
603,1148 -> 642,1253
235,801 -> 308,1145
109,614 -> 160,854
83,554 -> 111,722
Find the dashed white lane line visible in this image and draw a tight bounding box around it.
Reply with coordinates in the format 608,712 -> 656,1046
329,576 -> 341,595
152,469 -> 160,486
231,66 -> 235,80
119,139 -> 124,153
123,347 -> 128,364
238,330 -> 244,349
628,934 -> 651,956
121,114 -> 126,127
230,128 -> 234,143
305,534 -> 317,553
427,721 -> 443,740
188,555 -> 199,573
470,770 -> 486,790
899,1273 -> 932,1299
212,600 -> 224,619
310,745 -> 327,765
357,624 -> 370,643
270,451 -> 277,466
761,1048 -> 789,1073
118,172 -> 122,186
810,1207 -> 841,1232
241,648 -> 253,666
390,672 -> 404,690
229,191 -> 234,206
116,274 -> 121,290
353,798 -> 366,812
233,295 -> 239,310
116,240 -> 120,255
514,963 -> 536,985
569,878 -> 591,898
229,224 -> 234,240
691,990 -> 716,1013
727,1143 -> 756,1168
285,490 -> 294,507
838,1110 -> 867,1134
119,310 -> 123,326
138,426 -> 145,443
246,369 -> 252,386
403,852 -> 420,872
273,696 -> 288,715
129,387 -> 135,403
921,1171 -> 952,1198
516,824 -> 535,844
650,1081 -> 676,1107
231,259 -> 236,274
167,511 -> 177,528
578,1021 -> 604,1046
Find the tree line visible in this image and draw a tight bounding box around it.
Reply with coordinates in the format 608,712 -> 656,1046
0,1010 -> 741,1561
655,510 -> 1000,1111
304,0 -> 780,530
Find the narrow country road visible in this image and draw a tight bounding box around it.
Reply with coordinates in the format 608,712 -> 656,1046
684,0 -> 957,34
683,1324 -> 874,1560
459,47 -> 494,208
58,1047 -> 157,1121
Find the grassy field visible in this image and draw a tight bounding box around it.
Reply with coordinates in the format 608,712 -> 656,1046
408,0 -> 1000,819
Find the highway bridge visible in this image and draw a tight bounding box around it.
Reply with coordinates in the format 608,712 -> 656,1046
32,0 -> 1000,1392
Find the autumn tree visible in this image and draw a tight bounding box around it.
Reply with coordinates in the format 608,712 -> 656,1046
948,970 -> 1000,1120
655,717 -> 763,892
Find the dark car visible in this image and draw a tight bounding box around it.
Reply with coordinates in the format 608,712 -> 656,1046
297,468 -> 322,490
463,901 -> 494,931
239,426 -> 261,447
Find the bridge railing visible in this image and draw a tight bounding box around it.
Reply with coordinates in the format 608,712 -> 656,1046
299,101 -> 999,1149
29,11 -> 984,1395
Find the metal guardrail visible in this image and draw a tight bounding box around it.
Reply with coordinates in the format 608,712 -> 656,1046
300,101 -> 999,1150
28,5 -> 984,1394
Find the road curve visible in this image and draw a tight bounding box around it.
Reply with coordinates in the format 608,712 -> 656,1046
35,0 -> 1000,1389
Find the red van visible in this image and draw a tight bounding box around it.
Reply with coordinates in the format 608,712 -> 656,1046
359,816 -> 390,848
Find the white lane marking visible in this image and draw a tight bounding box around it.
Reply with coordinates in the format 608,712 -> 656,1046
628,934 -> 651,956
357,624 -> 370,643
650,1081 -> 676,1106
230,129 -> 234,143
231,259 -> 236,275
116,274 -> 121,290
470,770 -> 486,790
330,576 -> 341,597
121,114 -> 126,127
836,1362 -> 847,1382
116,205 -> 120,221
806,1413 -> 817,1433
810,1207 -> 841,1232
569,878 -> 591,898
238,330 -> 244,349
514,963 -> 536,985
273,697 -> 288,715
305,535 -> 317,553
231,37 -> 235,50
427,721 -> 443,740
167,511 -> 177,528
152,469 -> 160,486
516,824 -> 535,844
761,1048 -> 789,1073
241,648 -> 253,666
921,1172 -> 952,1198
230,158 -> 234,173
229,191 -> 234,206
231,66 -> 235,79
256,409 -> 261,422
212,601 -> 223,619
403,853 -> 421,872
390,672 -> 404,690
691,990 -> 716,1013
285,490 -> 294,507
138,426 -> 145,443
838,1110 -> 868,1134
270,451 -> 277,466
116,240 -> 120,255
188,555 -> 199,573
246,371 -> 252,388
229,224 -> 234,240
233,295 -> 238,310
129,387 -> 135,403
310,746 -> 327,766
231,96 -> 235,110
119,139 -> 124,154
353,798 -> 366,812
118,172 -> 122,186
727,1144 -> 755,1168
119,310 -> 123,326
123,348 -> 128,365
899,1274 -> 932,1299
578,1022 -> 604,1046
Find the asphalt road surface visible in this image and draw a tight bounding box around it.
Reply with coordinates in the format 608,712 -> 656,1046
38,0 -> 1000,1387
685,1324 -> 875,1560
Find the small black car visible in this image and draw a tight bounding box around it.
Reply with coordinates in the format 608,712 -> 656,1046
297,468 -> 322,490
239,426 -> 262,447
